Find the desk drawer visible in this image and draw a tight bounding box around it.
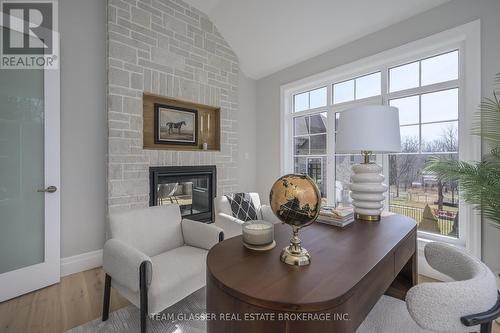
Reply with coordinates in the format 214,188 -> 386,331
394,231 -> 416,275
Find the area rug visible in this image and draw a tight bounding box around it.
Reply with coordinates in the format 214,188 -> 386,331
66,287 -> 206,333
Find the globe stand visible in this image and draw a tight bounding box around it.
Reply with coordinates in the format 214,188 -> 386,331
280,226 -> 311,266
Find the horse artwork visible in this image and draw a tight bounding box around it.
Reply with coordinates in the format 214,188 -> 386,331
165,121 -> 186,134
154,103 -> 197,145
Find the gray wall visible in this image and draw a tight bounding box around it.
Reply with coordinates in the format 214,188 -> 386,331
255,0 -> 500,272
238,73 -> 257,192
60,0 -> 107,257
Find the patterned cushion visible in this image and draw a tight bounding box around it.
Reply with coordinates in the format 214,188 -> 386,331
224,193 -> 259,221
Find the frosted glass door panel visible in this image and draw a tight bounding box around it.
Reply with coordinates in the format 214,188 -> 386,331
0,67 -> 45,274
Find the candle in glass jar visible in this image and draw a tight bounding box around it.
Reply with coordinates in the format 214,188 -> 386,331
242,220 -> 274,246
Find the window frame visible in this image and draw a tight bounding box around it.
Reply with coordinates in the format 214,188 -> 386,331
280,21 -> 481,265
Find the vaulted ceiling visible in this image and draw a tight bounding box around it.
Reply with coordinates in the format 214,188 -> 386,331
184,0 -> 452,79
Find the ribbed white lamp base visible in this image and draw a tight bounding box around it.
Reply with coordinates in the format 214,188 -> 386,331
350,163 -> 387,221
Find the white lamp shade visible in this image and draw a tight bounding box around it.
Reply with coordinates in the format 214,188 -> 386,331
336,105 -> 401,153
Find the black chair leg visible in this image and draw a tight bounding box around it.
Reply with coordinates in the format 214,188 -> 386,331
480,321 -> 492,333
102,274 -> 111,321
140,262 -> 149,333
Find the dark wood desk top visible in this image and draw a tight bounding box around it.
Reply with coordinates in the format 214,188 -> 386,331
207,214 -> 417,312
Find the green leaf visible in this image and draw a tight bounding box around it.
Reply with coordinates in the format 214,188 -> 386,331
472,93 -> 500,148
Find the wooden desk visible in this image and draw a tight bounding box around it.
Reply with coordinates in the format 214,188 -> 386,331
206,214 -> 417,333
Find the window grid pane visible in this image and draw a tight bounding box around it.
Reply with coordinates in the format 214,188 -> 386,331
355,72 -> 381,99
390,95 -> 419,126
309,113 -> 327,134
389,153 -> 459,238
421,88 -> 459,123
421,50 -> 459,86
294,136 -> 309,155
400,125 -> 420,153
310,87 -> 327,109
333,80 -> 354,104
294,92 -> 309,112
293,112 -> 327,203
294,115 -> 309,136
389,61 -> 420,93
293,86 -> 327,112
421,121 -> 458,153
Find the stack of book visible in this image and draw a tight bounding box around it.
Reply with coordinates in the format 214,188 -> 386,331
317,206 -> 354,227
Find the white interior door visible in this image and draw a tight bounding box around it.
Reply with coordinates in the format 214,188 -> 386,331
0,30 -> 60,302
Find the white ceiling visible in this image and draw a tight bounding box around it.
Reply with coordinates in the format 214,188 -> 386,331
184,0 -> 452,79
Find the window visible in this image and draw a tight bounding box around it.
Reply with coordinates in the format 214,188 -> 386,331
387,52 -> 460,238
293,87 -> 327,112
421,51 -> 459,85
389,50 -> 459,93
389,62 -> 419,92
282,21 -> 481,260
292,113 -> 328,202
291,53 -> 461,238
389,89 -> 459,238
333,80 -> 354,104
332,72 -> 381,104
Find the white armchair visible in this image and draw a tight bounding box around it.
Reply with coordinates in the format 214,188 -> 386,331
102,204 -> 223,333
214,192 -> 281,239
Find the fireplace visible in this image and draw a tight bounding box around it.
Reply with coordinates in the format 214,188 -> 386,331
149,166 -> 216,222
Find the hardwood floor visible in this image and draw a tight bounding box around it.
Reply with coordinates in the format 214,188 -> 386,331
0,269 -> 498,333
0,268 -> 128,333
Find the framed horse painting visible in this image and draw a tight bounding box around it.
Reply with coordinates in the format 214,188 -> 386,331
154,103 -> 198,145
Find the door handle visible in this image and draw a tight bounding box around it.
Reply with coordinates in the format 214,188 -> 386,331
37,186 -> 57,193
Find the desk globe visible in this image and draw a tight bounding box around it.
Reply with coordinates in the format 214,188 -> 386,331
269,174 -> 321,266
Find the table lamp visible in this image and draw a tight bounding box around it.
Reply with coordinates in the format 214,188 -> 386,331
336,105 -> 401,221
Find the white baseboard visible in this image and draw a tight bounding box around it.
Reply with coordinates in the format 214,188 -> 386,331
61,249 -> 103,277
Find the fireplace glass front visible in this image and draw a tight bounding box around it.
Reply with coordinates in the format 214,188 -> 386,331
157,176 -> 210,216
150,166 -> 216,222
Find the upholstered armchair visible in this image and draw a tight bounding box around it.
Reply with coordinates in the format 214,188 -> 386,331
214,192 -> 281,239
357,242 -> 500,333
102,204 -> 224,333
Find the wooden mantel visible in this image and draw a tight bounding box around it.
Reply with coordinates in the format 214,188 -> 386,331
143,92 -> 221,151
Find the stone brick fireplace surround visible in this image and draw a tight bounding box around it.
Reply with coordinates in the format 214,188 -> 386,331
107,0 -> 239,213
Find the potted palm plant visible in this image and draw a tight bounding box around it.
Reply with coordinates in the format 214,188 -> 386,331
425,73 -> 500,228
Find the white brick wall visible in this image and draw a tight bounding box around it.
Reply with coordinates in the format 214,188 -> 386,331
107,0 -> 240,213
